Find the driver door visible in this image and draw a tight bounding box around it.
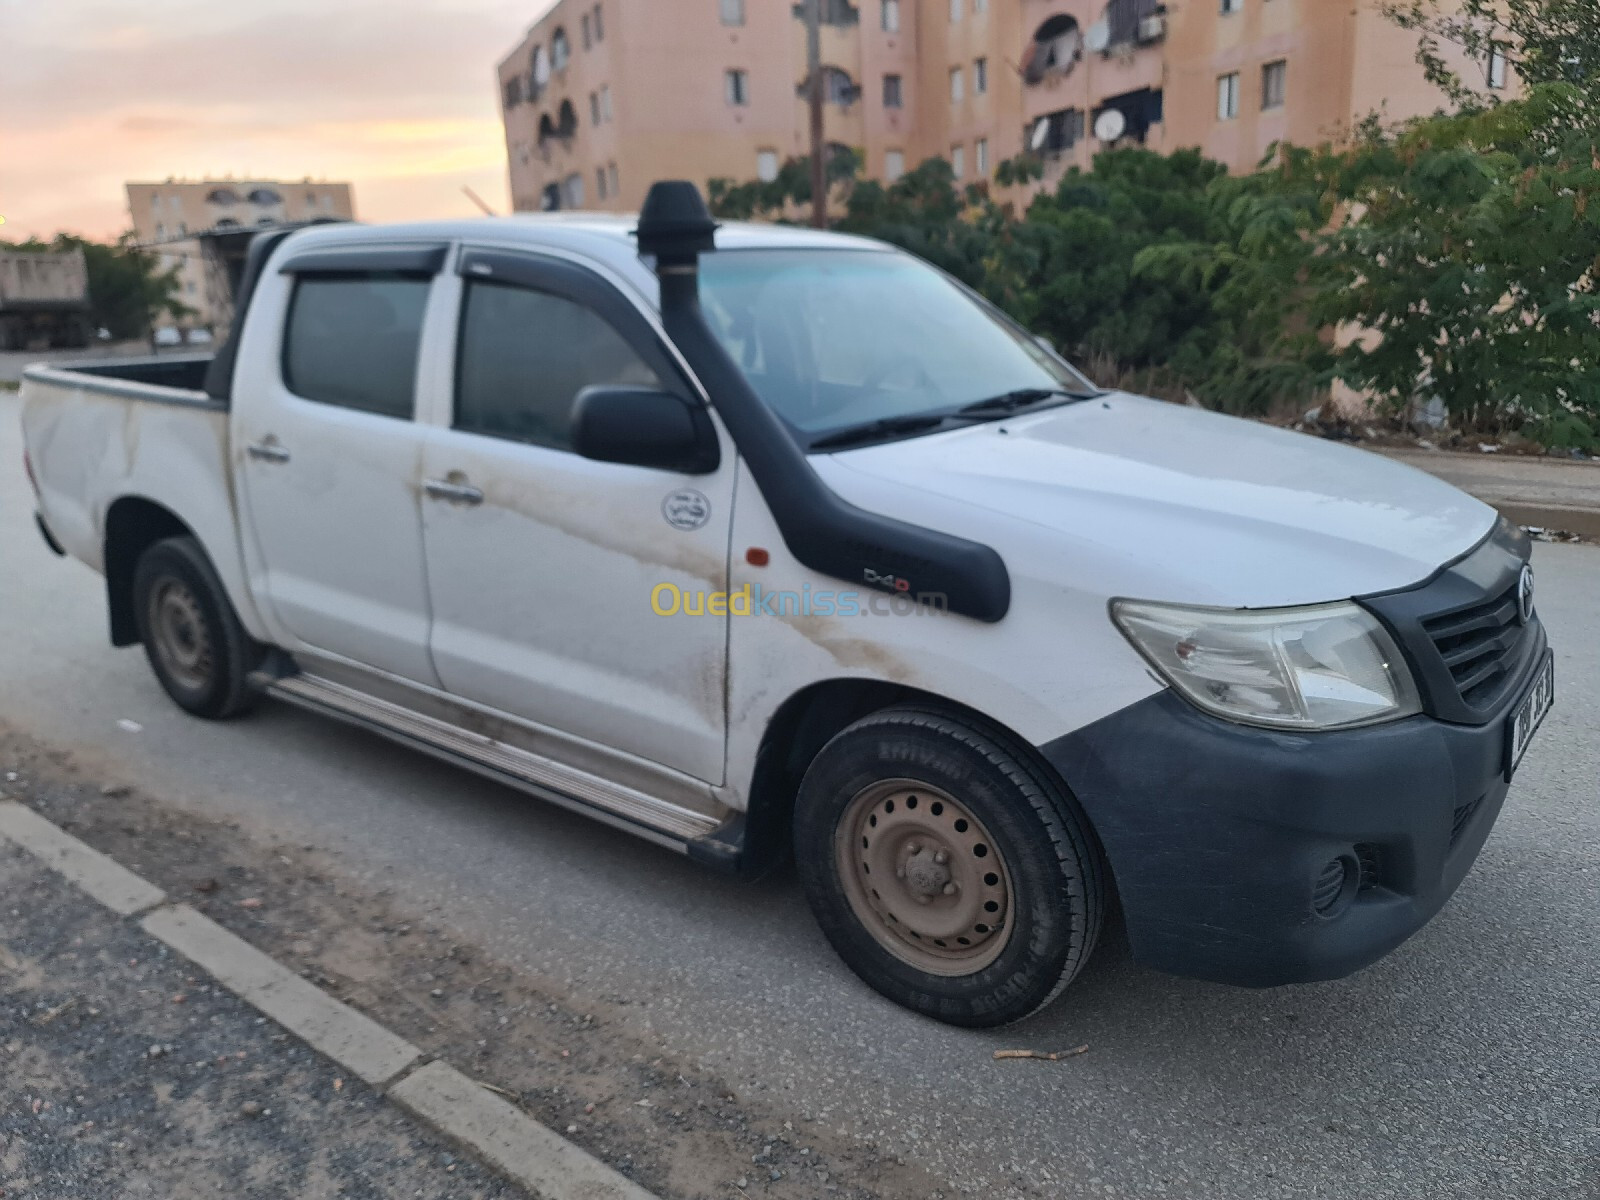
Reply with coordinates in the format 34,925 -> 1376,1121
417,249 -> 736,784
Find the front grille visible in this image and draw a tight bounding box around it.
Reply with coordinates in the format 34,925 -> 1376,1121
1421,581 -> 1527,709
1361,521 -> 1540,725
1354,843 -> 1383,889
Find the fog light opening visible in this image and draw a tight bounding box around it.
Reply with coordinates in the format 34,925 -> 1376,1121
1312,855 -> 1360,917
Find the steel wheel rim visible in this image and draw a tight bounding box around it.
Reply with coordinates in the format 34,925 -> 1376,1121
148,578 -> 213,692
834,779 -> 1014,976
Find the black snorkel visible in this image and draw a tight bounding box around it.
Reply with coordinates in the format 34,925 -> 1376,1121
636,181 -> 1010,623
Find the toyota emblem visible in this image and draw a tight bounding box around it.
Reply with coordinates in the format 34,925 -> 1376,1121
1516,565 -> 1535,625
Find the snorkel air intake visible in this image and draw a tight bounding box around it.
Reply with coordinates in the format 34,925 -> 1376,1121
637,181 -> 1010,623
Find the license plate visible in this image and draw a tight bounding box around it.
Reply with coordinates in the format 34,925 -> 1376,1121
1507,652 -> 1554,776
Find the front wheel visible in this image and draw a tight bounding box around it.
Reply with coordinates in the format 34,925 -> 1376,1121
794,706 -> 1106,1027
132,536 -> 263,720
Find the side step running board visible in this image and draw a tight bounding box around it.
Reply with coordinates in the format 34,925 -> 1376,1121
264,673 -> 722,852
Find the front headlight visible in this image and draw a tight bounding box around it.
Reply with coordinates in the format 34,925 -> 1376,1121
1110,599 -> 1421,730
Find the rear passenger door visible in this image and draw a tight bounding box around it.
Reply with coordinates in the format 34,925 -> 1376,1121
235,244 -> 446,685
416,248 -> 735,785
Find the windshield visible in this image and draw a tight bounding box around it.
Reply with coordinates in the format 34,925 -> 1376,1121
697,249 -> 1094,444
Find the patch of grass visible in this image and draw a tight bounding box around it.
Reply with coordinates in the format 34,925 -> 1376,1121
0,380 -> 20,393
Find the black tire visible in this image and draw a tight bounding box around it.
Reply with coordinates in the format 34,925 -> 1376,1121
131,536 -> 263,720
793,705 -> 1105,1027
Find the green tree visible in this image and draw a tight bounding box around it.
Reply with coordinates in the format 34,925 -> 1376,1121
1302,85 -> 1600,447
3,232 -> 190,340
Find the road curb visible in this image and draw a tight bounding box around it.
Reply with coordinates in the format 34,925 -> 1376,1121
392,1062 -> 660,1200
0,795 -> 664,1200
141,904 -> 422,1087
0,799 -> 166,915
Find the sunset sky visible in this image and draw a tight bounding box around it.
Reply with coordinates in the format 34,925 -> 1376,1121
1,0 -> 560,242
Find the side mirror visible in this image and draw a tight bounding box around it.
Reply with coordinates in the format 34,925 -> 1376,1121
571,386 -> 720,474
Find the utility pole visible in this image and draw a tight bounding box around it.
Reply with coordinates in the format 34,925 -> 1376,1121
805,0 -> 827,229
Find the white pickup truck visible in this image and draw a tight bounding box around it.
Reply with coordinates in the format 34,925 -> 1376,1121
21,183 -> 1553,1026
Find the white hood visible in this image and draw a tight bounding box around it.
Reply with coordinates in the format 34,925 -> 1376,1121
820,393 -> 1496,608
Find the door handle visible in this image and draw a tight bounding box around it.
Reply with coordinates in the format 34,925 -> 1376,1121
247,438 -> 291,464
423,477 -> 485,506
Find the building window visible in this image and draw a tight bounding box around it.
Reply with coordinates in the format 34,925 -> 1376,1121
885,149 -> 905,180
504,75 -> 524,109
593,3 -> 604,41
881,0 -> 900,32
883,73 -> 903,108
597,166 -> 608,200
607,162 -> 619,197
1217,72 -> 1240,119
949,66 -> 963,103
1261,59 -> 1286,109
582,12 -> 592,48
1486,43 -> 1508,89
590,91 -> 601,124
725,68 -> 750,106
600,84 -> 612,121
551,28 -> 570,71
823,66 -> 857,104
976,137 -> 989,175
949,0 -> 961,22
721,0 -> 745,25
565,173 -> 585,208
974,0 -> 987,11
1220,0 -> 1241,12
952,144 -> 967,177
155,223 -> 166,240
974,57 -> 988,94
757,149 -> 780,182
530,45 -> 549,98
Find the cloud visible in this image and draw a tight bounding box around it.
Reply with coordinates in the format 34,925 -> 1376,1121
1,0 -> 529,239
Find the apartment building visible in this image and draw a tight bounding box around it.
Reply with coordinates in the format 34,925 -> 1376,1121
498,0 -> 1502,213
125,178 -> 356,331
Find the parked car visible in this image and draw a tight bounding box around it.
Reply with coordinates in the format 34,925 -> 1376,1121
19,184 -> 1553,1025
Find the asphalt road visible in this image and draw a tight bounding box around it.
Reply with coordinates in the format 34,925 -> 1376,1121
0,842 -> 515,1200
2,392 -> 1596,1199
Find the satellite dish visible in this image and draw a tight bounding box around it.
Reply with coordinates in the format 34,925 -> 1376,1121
532,46 -> 550,87
1094,107 -> 1127,142
1084,18 -> 1111,53
1031,118 -> 1051,151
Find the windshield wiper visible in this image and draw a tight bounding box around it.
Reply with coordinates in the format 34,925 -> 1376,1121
808,413 -> 956,451
957,386 -> 1098,417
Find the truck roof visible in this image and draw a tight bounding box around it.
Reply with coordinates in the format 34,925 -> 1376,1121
272,213 -> 893,304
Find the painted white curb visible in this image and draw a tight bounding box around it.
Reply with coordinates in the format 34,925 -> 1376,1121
0,799 -> 165,915
142,904 -> 421,1087
392,1061 -> 660,1200
0,797 -> 664,1200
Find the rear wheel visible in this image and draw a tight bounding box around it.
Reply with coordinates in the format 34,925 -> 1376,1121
132,536 -> 262,719
794,706 -> 1105,1027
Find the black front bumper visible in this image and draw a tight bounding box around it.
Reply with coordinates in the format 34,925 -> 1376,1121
1039,621 -> 1548,988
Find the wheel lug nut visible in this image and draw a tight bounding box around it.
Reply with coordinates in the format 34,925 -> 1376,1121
934,850 -> 949,865
942,882 -> 957,896
907,842 -> 921,856
896,867 -> 906,879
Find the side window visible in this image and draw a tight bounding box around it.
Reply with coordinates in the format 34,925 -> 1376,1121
455,280 -> 661,451
283,275 -> 430,418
